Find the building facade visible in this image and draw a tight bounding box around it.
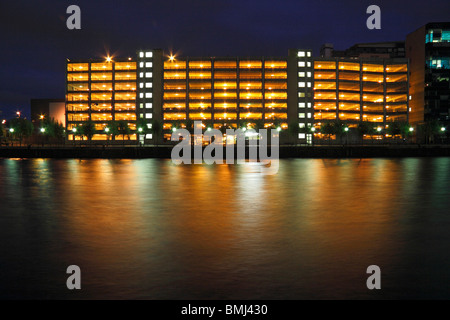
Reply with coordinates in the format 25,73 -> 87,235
66,58 -> 138,141
65,49 -> 411,144
288,49 -> 314,144
312,58 -> 409,134
328,41 -> 406,59
158,54 -> 290,141
406,22 -> 450,126
30,98 -> 66,127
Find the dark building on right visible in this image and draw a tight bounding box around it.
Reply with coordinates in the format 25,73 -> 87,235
406,22 -> 450,126
323,41 -> 406,59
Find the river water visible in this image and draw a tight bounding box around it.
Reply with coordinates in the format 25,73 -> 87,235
0,158 -> 449,299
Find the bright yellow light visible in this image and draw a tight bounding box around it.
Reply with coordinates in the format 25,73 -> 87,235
106,56 -> 112,62
169,55 -> 175,61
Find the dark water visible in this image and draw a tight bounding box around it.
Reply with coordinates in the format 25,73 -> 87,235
0,158 -> 449,299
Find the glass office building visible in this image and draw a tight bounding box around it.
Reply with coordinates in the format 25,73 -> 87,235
407,22 -> 450,125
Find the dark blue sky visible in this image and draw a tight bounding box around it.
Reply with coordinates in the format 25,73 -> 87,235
1,0 -> 449,119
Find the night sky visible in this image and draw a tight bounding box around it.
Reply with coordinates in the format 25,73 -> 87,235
1,0 -> 449,119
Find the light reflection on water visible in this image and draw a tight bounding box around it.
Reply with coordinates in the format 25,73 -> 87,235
0,158 -> 449,299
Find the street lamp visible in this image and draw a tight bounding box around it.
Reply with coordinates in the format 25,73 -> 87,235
377,127 -> 382,133
138,127 -> 143,133
441,127 -> 446,132
72,128 -> 77,133
311,127 -> 316,132
409,127 -> 414,132
105,127 -> 110,133
276,127 -> 282,132
40,128 -> 45,133
9,128 -> 14,133
344,127 -> 349,145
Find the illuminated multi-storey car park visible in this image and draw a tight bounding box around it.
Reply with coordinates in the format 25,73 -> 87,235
65,49 -> 410,144
312,58 -> 409,139
160,55 -> 289,141
66,58 -> 138,141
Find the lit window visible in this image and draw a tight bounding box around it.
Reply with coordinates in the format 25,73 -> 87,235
145,52 -> 152,58
139,52 -> 144,58
145,72 -> 152,78
307,113 -> 312,118
298,82 -> 305,87
147,124 -> 152,129
298,61 -> 305,67
145,103 -> 152,108
307,82 -> 311,87
299,103 -> 305,108
298,133 -> 306,139
139,72 -> 144,78
146,62 -> 152,68
307,103 -> 312,108
145,83 -> 152,88
298,92 -> 305,98
139,93 -> 144,98
299,113 -> 305,118
307,72 -> 311,77
299,72 -> 305,77
299,123 -> 306,128
139,62 -> 144,68
307,52 -> 311,57
298,51 -> 305,57
145,113 -> 152,119
145,93 -> 152,98
139,83 -> 144,88
307,62 -> 311,67
145,134 -> 153,139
